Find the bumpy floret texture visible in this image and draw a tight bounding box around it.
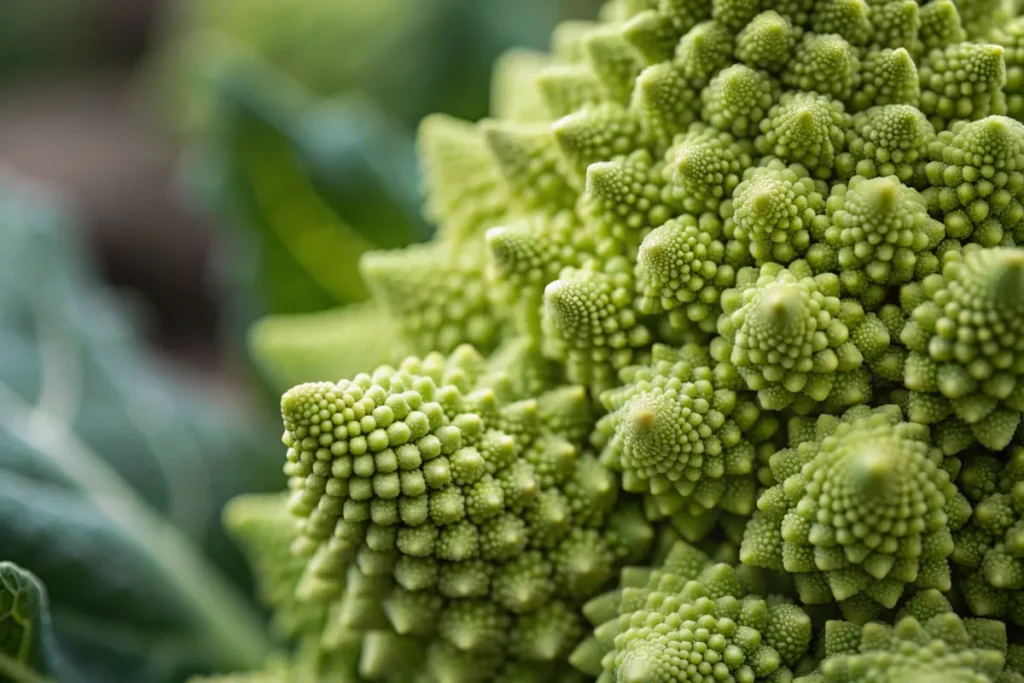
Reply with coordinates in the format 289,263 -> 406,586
214,1 -> 1024,681
952,447 -> 1024,626
571,540 -> 813,682
795,589 -> 1024,683
740,405 -> 972,620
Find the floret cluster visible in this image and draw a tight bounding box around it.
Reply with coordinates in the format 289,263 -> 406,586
206,1 -> 1024,681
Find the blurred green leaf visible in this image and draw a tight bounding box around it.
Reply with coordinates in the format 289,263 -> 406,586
199,59 -> 430,317
0,174 -> 280,682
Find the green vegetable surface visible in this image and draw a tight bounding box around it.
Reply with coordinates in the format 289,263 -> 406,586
195,0 -> 1024,681
0,175 -> 283,682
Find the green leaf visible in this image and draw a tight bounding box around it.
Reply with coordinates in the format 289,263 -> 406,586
198,57 -> 431,317
0,173 -> 280,682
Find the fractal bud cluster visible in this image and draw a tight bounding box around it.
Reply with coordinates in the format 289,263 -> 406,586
205,1 -> 1024,681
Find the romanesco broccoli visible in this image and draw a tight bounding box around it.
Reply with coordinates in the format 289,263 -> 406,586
201,1 -> 1024,681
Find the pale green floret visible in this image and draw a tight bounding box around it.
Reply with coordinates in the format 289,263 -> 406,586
418,114 -> 508,244
361,243 -> 501,356
631,63 -> 700,152
795,589 -> 1024,683
536,65 -> 604,119
481,120 -> 577,213
668,124 -> 754,214
700,64 -> 780,140
992,19 -> 1024,123
583,27 -> 645,106
279,347 -> 652,678
712,262 -> 889,412
740,406 -> 971,621
900,247 -> 1024,449
756,91 -> 850,178
711,0 -> 763,32
734,11 -> 799,73
867,0 -> 922,54
542,264 -> 653,393
953,448 -> 1024,626
554,104 -> 647,187
571,540 -> 813,682
674,20 -> 735,87
810,0 -> 872,47
486,214 -> 581,336
722,160 -> 827,264
782,33 -> 859,104
621,1 -> 711,64
922,116 -> 1024,246
634,215 -> 739,332
580,150 -> 678,255
837,104 -> 935,182
918,0 -> 968,52
594,344 -> 777,534
918,43 -> 1008,131
850,48 -> 921,113
822,176 -> 945,305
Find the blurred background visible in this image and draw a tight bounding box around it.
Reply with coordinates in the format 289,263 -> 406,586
0,0 -> 598,389
0,1 -> 602,682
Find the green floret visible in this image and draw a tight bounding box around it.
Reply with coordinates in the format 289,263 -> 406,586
674,20 -> 735,86
583,27 -> 645,106
537,64 -> 604,119
756,91 -> 850,179
630,63 -> 701,151
722,159 -> 827,264
740,406 -> 972,621
922,116 -> 1024,246
712,261 -> 890,412
796,589 -> 1024,683
634,214 -> 741,333
734,11 -> 799,73
418,114 -> 509,244
542,263 -> 653,392
580,149 -> 677,255
782,33 -> 859,105
867,1 -> 922,54
360,243 -> 502,356
850,48 -> 921,113
918,0 -> 968,52
571,540 -> 813,682
554,104 -> 647,187
280,346 -> 652,676
992,19 -> 1024,123
668,124 -> 755,214
810,0 -> 872,48
482,120 -> 577,214
900,246 -> 1024,449
486,213 -> 582,336
953,447 -> 1024,626
821,176 -> 945,305
594,344 -> 779,539
621,1 -> 711,65
952,0 -> 1015,40
918,42 -> 1008,131
700,64 -> 780,140
711,0 -> 763,32
837,104 -> 936,183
